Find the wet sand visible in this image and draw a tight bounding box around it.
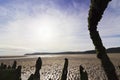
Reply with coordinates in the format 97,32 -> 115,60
0,53 -> 120,80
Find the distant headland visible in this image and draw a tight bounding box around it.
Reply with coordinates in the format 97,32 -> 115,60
25,47 -> 120,55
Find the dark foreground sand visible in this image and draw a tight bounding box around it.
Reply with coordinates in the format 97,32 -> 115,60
0,53 -> 120,80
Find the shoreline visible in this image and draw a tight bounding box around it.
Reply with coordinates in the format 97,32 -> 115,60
0,53 -> 120,80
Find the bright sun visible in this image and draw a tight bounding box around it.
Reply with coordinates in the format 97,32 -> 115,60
32,17 -> 58,43
36,26 -> 54,42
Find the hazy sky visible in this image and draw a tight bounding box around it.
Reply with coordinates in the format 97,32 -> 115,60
0,0 -> 120,55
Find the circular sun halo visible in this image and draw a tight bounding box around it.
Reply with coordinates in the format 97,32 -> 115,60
32,17 -> 57,43
40,27 -> 53,41
34,26 -> 55,43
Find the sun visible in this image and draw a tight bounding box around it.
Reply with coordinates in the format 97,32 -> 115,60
32,17 -> 58,43
37,26 -> 54,42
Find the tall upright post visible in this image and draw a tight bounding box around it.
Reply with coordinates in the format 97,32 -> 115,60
61,58 -> 68,80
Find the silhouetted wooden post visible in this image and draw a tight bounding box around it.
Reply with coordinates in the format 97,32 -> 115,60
0,61 -> 21,80
34,57 -> 42,79
88,0 -> 111,58
7,65 -> 11,69
0,63 -> 4,70
28,57 -> 42,80
12,61 -> 17,69
88,0 -> 119,80
3,64 -> 7,69
16,66 -> 22,80
80,65 -> 88,80
61,58 -> 68,80
0,63 -> 7,70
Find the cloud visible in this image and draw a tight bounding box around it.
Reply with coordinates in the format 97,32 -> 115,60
0,0 -> 119,55
0,0 -> 92,54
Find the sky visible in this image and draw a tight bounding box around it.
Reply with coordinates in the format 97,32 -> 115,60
0,0 -> 120,55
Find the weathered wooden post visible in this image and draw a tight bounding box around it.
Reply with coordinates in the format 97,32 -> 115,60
12,60 -> 17,69
28,57 -> 42,80
0,61 -> 21,80
88,0 -> 111,58
61,58 -> 68,80
88,0 -> 118,80
80,65 -> 88,80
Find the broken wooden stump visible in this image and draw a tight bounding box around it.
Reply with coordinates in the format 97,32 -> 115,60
80,65 -> 88,80
28,57 -> 42,80
0,61 -> 21,80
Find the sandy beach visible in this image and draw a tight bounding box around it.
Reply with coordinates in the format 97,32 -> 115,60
0,53 -> 120,80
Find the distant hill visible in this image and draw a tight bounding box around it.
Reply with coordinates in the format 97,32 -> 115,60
106,47 -> 120,53
25,47 -> 120,55
83,47 -> 120,53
